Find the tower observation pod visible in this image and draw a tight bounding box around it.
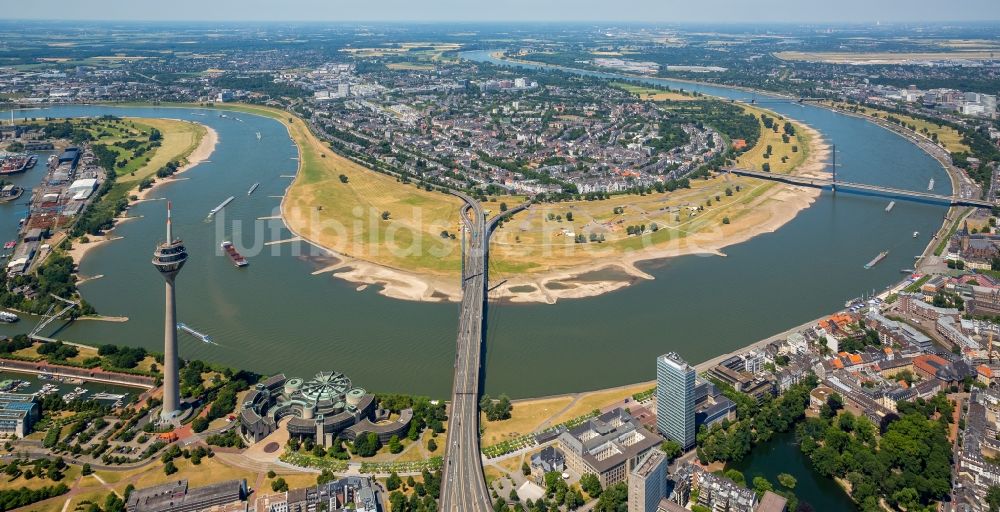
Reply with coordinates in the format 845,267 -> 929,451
152,202 -> 188,421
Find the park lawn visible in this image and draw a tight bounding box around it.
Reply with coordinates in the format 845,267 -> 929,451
17,496 -> 69,512
733,105 -> 811,174
115,118 -> 207,185
29,116 -> 205,183
0,465 -> 81,492
489,172 -> 773,274
386,62 -> 436,71
545,382 -> 654,427
128,456 -> 256,491
388,428 -> 445,462
480,395 -> 574,447
133,355 -> 161,374
495,454 -> 527,476
10,344 -> 45,361
267,472 -> 317,490
63,489 -> 114,512
211,103 -> 465,276
73,472 -> 114,492
480,195 -> 529,220
613,81 -> 696,102
483,466 -> 505,487
92,466 -> 147,486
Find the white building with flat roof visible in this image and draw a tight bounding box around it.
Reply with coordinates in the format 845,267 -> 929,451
67,178 -> 97,200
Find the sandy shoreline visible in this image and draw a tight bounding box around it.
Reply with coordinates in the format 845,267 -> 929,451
284,113 -> 828,303
66,123 -> 218,267
494,124 -> 829,304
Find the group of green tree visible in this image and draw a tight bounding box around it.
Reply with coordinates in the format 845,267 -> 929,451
205,429 -> 245,448
72,120 -> 167,237
350,432 -> 381,457
386,468 -> 443,511
799,393 -> 954,511
667,100 -> 762,149
931,289 -> 964,310
845,100 -> 999,188
480,394 -> 513,421
837,323 -> 882,353
0,483 -> 70,510
3,456 -> 67,482
75,490 -> 128,512
70,169 -> 128,237
0,252 -> 95,316
0,334 -> 33,355
716,469 -> 801,511
376,393 -> 449,440
214,74 -> 309,99
519,471 -> 587,510
284,394 -> 450,461
40,120 -> 97,144
647,118 -> 692,153
179,360 -> 257,437
696,375 -> 818,464
287,433 -> 350,460
34,340 -> 78,362
160,443 -> 215,475
95,344 -> 148,370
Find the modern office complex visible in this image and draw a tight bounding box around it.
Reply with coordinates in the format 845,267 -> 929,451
628,449 -> 667,512
239,371 -> 411,447
0,393 -> 40,438
656,352 -> 696,450
556,408 -> 663,487
152,203 -> 187,421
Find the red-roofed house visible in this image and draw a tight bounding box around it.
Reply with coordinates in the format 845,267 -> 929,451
978,364 -> 994,386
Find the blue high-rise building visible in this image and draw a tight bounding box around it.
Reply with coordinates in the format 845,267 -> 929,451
656,352 -> 696,450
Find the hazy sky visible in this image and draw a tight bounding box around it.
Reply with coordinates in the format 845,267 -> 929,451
5,0 -> 999,23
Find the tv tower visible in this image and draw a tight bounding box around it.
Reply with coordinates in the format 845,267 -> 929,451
152,202 -> 187,421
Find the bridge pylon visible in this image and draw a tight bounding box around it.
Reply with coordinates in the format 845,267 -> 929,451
831,143 -> 837,192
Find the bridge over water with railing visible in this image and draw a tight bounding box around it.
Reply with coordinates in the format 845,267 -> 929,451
726,168 -> 994,208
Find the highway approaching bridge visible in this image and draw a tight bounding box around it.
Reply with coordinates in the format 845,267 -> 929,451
440,193 -> 528,512
728,168 -> 995,208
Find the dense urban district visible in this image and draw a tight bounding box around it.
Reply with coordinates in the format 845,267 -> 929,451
0,20 -> 999,512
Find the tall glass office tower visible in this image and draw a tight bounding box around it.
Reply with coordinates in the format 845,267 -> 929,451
656,352 -> 696,450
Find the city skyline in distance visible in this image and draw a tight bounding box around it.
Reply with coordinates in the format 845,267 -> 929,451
4,0 -> 1000,23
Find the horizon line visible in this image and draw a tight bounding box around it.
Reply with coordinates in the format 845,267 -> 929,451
2,18 -> 1000,25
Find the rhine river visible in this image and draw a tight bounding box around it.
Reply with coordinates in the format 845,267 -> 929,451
0,59 -> 950,406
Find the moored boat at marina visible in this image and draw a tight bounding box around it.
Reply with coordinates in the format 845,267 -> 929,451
0,185 -> 24,203
0,153 -> 36,176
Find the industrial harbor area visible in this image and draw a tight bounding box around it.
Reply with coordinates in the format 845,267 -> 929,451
1,7 -> 1000,512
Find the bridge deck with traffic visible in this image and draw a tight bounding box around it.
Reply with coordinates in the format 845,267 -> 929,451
727,168 -> 994,208
440,194 -> 528,512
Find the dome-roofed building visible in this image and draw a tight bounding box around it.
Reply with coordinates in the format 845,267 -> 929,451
239,370 -> 411,447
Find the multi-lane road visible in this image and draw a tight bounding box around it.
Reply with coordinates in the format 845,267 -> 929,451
440,193 -> 527,511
